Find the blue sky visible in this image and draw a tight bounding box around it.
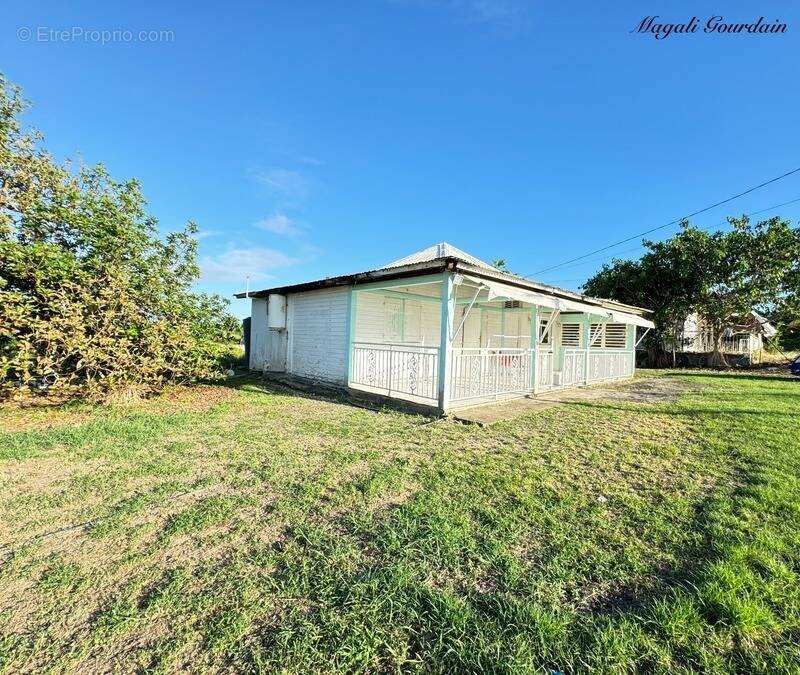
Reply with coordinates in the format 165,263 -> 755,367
3,1 -> 799,318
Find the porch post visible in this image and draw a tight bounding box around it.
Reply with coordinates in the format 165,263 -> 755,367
437,271 -> 455,412
583,314 -> 591,384
530,305 -> 538,394
532,308 -> 540,395
344,287 -> 358,384
627,323 -> 635,375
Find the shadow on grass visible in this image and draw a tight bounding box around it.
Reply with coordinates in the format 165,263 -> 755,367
558,399 -> 800,419
668,371 -> 798,384
196,377 -> 791,671
226,374 -> 440,419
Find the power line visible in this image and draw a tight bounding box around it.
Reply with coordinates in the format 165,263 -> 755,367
534,195 -> 800,280
524,167 -> 800,278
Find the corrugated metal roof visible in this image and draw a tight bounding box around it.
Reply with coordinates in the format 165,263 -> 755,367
235,242 -> 651,315
750,310 -> 777,337
380,242 -> 495,270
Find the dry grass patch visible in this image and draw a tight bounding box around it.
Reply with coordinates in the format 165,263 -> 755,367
1,373 -> 798,674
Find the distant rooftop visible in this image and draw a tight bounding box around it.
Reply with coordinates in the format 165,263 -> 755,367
381,242 -> 495,271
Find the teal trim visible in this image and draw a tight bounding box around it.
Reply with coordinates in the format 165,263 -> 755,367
530,305 -> 538,390
352,273 -> 444,293
582,313 -> 591,383
362,288 -> 440,303
437,272 -> 454,411
456,300 -> 532,311
344,287 -> 357,382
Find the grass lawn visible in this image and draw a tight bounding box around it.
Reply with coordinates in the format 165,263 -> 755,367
1,371 -> 798,673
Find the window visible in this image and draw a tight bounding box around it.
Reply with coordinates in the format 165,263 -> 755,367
589,323 -> 628,349
605,324 -> 627,348
561,323 -> 582,348
383,298 -> 403,342
538,321 -> 552,345
589,323 -> 604,346
404,301 -> 422,343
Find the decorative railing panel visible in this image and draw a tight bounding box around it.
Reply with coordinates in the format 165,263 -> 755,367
450,348 -> 533,402
587,350 -> 634,382
350,343 -> 439,403
537,350 -> 554,388
561,349 -> 586,386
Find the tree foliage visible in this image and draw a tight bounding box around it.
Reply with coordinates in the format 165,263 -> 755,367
584,218 -> 800,365
491,259 -> 508,272
0,75 -> 240,399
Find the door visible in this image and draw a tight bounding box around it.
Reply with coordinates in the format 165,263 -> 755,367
537,314 -> 554,389
266,329 -> 287,372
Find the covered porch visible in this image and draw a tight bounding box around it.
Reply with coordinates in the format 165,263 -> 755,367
345,272 -> 650,413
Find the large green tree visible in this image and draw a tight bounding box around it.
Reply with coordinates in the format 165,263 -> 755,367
584,218 -> 800,366
0,75 -> 240,398
691,215 -> 799,364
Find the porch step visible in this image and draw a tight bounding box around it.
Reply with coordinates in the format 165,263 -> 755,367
451,396 -> 561,425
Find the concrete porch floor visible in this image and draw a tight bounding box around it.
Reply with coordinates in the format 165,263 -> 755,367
450,376 -> 696,425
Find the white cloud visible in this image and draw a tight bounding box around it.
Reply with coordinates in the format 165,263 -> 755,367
194,229 -> 221,240
258,168 -> 310,199
295,154 -> 323,166
199,247 -> 299,282
255,213 -> 302,237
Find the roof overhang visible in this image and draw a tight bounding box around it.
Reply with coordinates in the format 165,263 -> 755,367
463,274 -> 655,328
235,256 -> 654,323
452,262 -> 652,318
234,259 -> 449,298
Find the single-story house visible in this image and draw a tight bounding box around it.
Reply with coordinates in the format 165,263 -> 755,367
663,311 -> 776,365
236,243 -> 655,414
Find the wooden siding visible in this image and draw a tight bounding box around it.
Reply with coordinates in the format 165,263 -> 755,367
288,287 -> 349,383
354,292 -> 441,346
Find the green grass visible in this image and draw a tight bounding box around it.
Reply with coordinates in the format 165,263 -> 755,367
1,372 -> 799,673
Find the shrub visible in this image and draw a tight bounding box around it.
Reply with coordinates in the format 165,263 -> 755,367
0,75 -> 240,399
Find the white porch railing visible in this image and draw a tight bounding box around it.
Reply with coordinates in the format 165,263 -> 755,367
350,344 -> 635,408
587,349 -> 634,382
450,348 -> 533,402
537,350 -> 554,389
350,342 -> 439,403
561,349 -> 586,386
670,331 -> 756,354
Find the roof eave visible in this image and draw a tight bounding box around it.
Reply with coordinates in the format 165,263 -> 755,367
453,262 -> 653,316
233,259 -> 450,298
234,256 -> 653,316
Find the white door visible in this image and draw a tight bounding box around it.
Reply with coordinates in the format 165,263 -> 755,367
266,330 -> 287,372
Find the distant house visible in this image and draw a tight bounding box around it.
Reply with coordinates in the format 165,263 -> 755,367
236,243 -> 654,413
664,311 -> 776,365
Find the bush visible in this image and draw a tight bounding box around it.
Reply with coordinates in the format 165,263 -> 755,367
0,75 -> 240,400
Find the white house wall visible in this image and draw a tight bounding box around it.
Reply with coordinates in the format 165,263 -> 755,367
453,305 -> 532,349
249,298 -> 268,370
418,301 -> 440,345
354,292 -> 441,347
288,287 -> 349,383
354,292 -> 384,343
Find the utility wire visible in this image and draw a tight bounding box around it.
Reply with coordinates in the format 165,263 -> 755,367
525,167 -> 800,278
535,196 -> 800,280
